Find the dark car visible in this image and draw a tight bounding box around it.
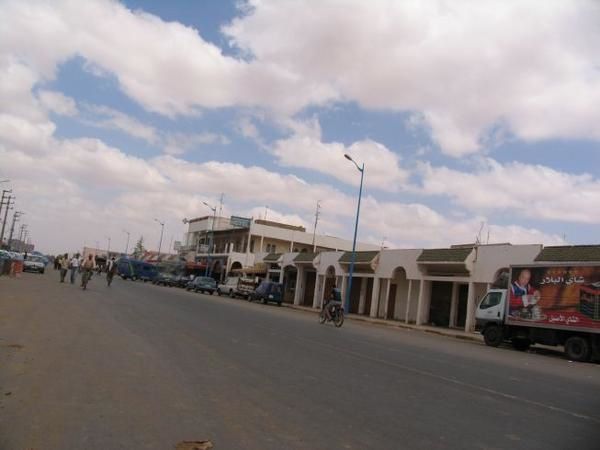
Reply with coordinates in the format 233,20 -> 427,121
173,274 -> 191,288
154,272 -> 175,286
187,276 -> 217,294
249,281 -> 283,306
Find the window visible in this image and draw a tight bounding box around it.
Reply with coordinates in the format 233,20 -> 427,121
479,292 -> 502,309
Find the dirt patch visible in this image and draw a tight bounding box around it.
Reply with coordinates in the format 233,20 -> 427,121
175,441 -> 213,450
4,344 -> 24,349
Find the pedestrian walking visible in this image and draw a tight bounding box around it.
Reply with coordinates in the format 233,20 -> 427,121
81,254 -> 96,290
106,257 -> 117,287
69,253 -> 80,284
59,253 -> 69,283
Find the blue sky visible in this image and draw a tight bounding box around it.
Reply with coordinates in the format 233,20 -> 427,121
1,0 -> 599,253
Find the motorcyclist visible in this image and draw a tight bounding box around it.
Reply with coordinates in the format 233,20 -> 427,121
324,287 -> 342,320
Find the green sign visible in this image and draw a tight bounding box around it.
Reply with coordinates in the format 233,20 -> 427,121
230,216 -> 251,228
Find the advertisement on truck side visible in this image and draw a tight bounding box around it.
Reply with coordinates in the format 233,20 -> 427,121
507,265 -> 600,330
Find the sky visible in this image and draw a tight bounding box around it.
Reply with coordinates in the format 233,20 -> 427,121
1,0 -> 599,255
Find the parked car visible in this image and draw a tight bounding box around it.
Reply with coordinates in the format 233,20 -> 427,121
235,277 -> 259,299
187,276 -> 217,294
154,272 -> 175,286
23,255 -> 45,274
217,277 -> 240,297
248,281 -> 283,306
172,274 -> 192,288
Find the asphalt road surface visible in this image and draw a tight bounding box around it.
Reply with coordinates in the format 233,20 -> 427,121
1,271 -> 599,450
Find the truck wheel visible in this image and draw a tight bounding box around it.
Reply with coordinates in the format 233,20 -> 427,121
511,338 -> 531,351
483,325 -> 503,347
216,289 -> 221,296
564,336 -> 591,362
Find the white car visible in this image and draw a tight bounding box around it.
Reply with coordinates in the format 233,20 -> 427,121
23,255 -> 45,274
216,277 -> 240,297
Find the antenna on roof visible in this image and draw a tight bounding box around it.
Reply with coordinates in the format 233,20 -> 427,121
218,193 -> 224,217
264,205 -> 269,221
475,221 -> 485,245
312,200 -> 321,252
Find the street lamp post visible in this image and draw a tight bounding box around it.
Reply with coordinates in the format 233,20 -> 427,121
344,154 -> 365,314
202,202 -> 217,277
123,230 -> 130,256
154,219 -> 165,261
106,236 -> 111,260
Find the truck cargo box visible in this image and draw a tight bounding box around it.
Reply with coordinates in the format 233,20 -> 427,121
506,264 -> 600,334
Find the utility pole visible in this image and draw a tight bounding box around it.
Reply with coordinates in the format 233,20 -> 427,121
154,218 -> 165,260
218,193 -> 224,218
7,211 -> 23,251
0,194 -> 14,247
18,223 -> 26,251
0,189 -> 11,224
312,200 -> 321,252
123,229 -> 130,255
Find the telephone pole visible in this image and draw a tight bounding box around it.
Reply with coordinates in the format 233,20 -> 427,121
312,200 -> 321,252
7,211 -> 23,250
0,189 -> 11,223
0,193 -> 14,247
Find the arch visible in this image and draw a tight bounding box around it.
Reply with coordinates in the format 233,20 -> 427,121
230,261 -> 242,272
325,265 -> 336,278
385,266 -> 409,320
282,264 -> 298,303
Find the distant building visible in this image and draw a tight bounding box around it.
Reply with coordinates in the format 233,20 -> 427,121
179,215 -> 380,280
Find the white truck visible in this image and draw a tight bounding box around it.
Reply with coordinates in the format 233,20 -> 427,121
476,264 -> 600,362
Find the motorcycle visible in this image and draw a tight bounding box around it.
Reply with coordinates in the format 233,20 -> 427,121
319,301 -> 344,327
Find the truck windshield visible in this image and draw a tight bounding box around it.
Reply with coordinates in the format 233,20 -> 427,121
479,292 -> 502,309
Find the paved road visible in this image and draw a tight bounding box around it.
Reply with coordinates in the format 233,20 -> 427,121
1,271 -> 599,450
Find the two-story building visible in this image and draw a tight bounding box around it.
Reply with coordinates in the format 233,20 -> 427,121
179,215 -> 380,280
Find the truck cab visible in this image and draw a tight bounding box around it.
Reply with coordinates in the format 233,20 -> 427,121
475,289 -> 506,328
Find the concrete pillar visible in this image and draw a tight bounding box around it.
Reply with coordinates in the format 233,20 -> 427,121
312,275 -> 321,309
383,279 -> 391,319
405,279 -> 413,323
340,275 -> 347,306
293,267 -> 303,305
465,281 -> 476,332
416,280 -> 431,326
260,235 -> 264,252
358,278 -> 367,315
449,282 -> 460,328
369,277 -> 381,318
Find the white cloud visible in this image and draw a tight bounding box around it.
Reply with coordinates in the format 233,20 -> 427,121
419,159 -> 600,224
271,118 -> 409,191
37,90 -> 78,116
163,132 -> 230,156
224,0 -> 600,155
4,0 -> 599,157
82,104 -> 159,145
0,0 -> 580,254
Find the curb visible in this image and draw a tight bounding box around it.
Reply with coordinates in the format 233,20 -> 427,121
284,303 -> 483,343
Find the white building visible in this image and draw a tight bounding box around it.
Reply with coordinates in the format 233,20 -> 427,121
263,243 -> 556,333
179,215 -> 380,280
